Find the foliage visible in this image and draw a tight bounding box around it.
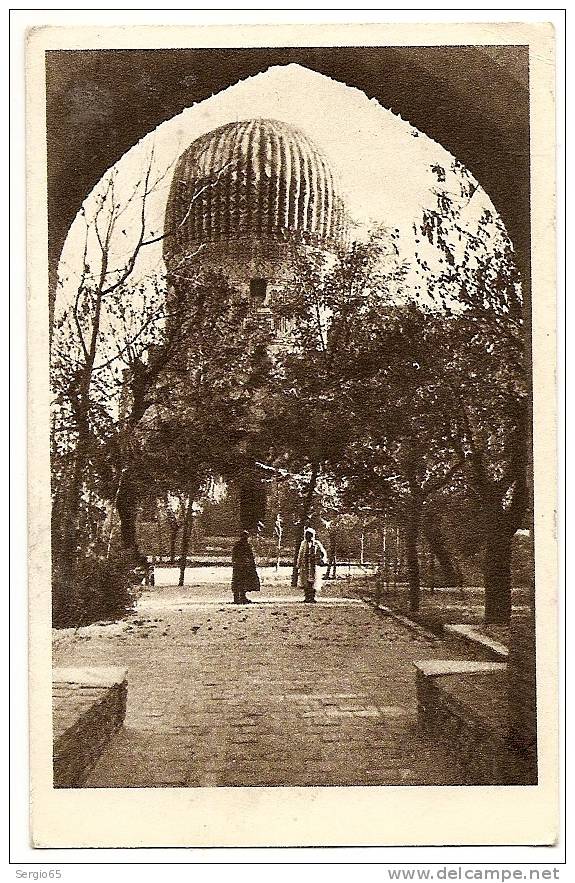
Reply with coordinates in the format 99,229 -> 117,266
51,149 -> 531,626
51,151 -> 177,576
52,552 -> 137,629
258,234 -> 407,538
410,162 -> 529,620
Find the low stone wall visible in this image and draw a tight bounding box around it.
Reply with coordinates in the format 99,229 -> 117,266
415,660 -> 536,785
443,624 -> 509,662
53,667 -> 128,788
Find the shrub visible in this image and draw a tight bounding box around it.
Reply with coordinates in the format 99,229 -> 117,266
52,552 -> 138,628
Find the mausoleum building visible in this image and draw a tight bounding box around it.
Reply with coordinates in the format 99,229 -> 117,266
162,118 -> 349,529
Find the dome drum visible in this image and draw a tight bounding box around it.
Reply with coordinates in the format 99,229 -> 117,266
167,234 -> 328,289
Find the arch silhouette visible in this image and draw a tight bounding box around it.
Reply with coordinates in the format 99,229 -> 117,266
46,46 -> 530,291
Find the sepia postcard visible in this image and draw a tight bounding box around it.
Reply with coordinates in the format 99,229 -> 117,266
26,21 -> 558,849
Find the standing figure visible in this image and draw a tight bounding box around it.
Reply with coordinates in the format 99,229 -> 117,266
231,530 -> 261,605
296,527 -> 327,603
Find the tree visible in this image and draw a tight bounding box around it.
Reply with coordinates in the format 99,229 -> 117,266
158,494 -> 186,563
339,306 -> 466,611
420,503 -> 460,588
414,161 -> 528,622
260,232 -> 406,582
111,267 -> 275,564
51,151 -> 177,578
51,145 -> 239,588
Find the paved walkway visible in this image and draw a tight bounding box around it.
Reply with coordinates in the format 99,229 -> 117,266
53,576 -> 472,787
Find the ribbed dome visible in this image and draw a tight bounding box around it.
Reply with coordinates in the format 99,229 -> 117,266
164,118 -> 347,265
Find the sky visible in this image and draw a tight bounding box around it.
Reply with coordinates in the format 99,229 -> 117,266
57,62 -> 500,305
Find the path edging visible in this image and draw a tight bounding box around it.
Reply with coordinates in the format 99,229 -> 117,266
359,597 -> 439,642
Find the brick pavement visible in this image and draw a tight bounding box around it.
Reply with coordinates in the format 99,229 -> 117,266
52,577 -> 473,787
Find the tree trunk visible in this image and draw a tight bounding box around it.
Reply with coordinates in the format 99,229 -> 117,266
154,516 -> 163,559
276,526 -> 282,572
116,473 -> 141,563
58,309 -> 103,571
328,541 -> 338,579
178,495 -> 195,587
429,545 -> 435,593
422,517 -> 458,587
291,462 -> 320,587
483,526 -> 513,624
382,520 -> 390,591
168,521 -> 180,564
405,503 -> 421,613
393,525 -> 400,590
58,429 -> 89,571
238,469 -> 267,531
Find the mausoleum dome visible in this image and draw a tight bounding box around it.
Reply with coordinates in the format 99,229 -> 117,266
163,118 -> 347,269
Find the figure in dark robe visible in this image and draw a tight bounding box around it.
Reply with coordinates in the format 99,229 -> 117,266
231,531 -> 261,605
